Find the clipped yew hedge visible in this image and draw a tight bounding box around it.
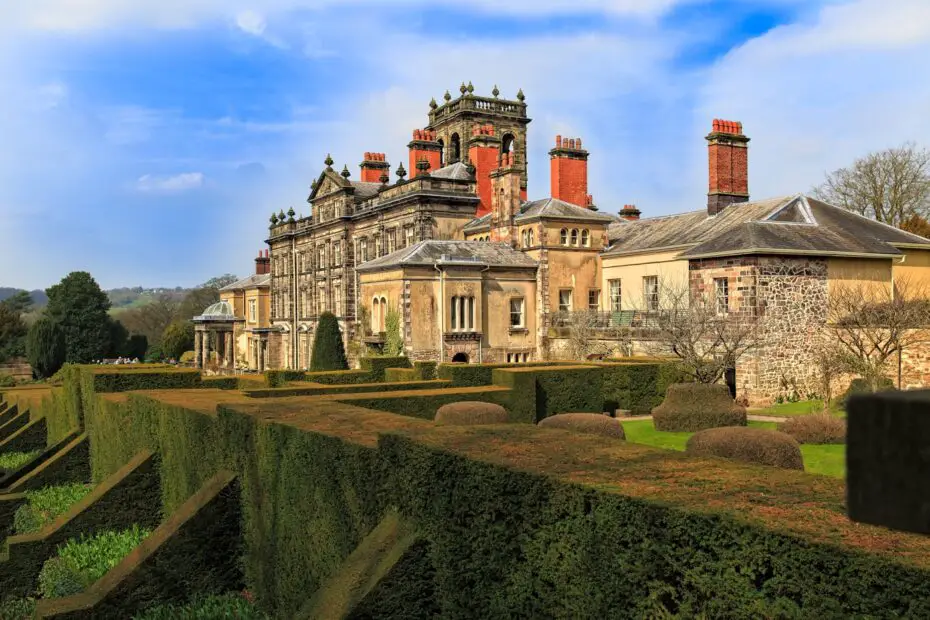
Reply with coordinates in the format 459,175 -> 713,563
434,402 -> 508,425
686,427 -> 805,470
652,383 -> 747,432
537,413 -> 625,439
438,361 -> 566,387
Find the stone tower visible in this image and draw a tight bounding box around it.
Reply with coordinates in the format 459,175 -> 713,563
425,83 -> 531,210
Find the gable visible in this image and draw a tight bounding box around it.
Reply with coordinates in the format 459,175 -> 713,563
764,195 -> 815,225
309,169 -> 350,201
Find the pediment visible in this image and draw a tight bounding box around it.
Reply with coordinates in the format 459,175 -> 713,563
308,169 -> 351,202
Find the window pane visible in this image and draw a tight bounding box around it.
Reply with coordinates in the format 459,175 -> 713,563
588,290 -> 600,311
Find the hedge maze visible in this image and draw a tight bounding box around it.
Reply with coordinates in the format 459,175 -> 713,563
0,361 -> 928,618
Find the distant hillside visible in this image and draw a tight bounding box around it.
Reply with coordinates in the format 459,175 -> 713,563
0,286 -> 193,312
0,288 -> 48,307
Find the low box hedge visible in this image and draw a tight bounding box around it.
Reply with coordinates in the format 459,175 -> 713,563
243,380 -> 449,399
263,370 -> 306,388
359,357 -> 410,381
200,377 -> 240,390
92,369 -> 203,393
384,368 -> 416,383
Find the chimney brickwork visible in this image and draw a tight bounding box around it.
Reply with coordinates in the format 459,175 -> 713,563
407,129 -> 442,179
619,204 -> 641,221
706,119 -> 750,216
549,135 -> 591,208
359,152 -> 390,183
468,124 -> 501,218
255,249 -> 270,275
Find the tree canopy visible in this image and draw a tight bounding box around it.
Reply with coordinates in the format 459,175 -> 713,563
44,271 -> 113,363
813,143 -> 930,228
0,292 -> 32,362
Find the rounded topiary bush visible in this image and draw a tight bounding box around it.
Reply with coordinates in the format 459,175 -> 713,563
651,383 -> 746,432
538,413 -> 625,439
686,426 -> 804,470
778,413 -> 846,444
434,402 -> 508,425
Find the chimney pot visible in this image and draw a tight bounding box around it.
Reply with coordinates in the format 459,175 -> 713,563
555,135 -> 562,148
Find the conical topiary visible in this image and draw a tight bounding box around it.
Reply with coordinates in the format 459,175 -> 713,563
26,318 -> 66,379
310,312 -> 349,371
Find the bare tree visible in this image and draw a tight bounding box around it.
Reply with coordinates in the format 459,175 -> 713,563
566,310 -> 608,360
644,284 -> 764,384
813,143 -> 930,227
828,277 -> 930,390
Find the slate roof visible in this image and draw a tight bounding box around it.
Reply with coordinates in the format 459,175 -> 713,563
350,181 -> 383,200
605,194 -> 930,258
356,240 -> 538,272
219,273 -> 270,292
515,198 -> 615,224
464,197 -> 614,232
430,161 -> 474,181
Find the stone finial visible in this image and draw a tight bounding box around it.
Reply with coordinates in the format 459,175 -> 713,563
324,154 -> 334,169
270,213 -> 279,225
310,179 -> 318,191
341,164 -> 351,179
492,84 -> 500,98
278,209 -> 286,222
516,88 -> 525,102
429,97 -> 438,109
459,82 -> 467,95
466,81 -> 474,94
443,90 -> 452,101
379,172 -> 390,185
416,159 -> 430,174
396,163 -> 407,181
287,207 -> 296,220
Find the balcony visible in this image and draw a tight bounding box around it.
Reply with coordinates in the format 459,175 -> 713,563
443,331 -> 482,342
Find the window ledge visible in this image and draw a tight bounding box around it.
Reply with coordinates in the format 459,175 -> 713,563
509,327 -> 528,334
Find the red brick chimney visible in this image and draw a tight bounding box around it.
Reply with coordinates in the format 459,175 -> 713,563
468,123 -> 501,218
706,119 -> 750,216
255,249 -> 270,275
549,135 -> 590,208
360,152 -> 390,183
619,204 -> 641,221
489,152 -> 521,246
408,129 -> 442,179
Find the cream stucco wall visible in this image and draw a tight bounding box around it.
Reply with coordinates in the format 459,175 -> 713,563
827,257 -> 892,299
599,250 -> 690,310
894,248 -> 930,295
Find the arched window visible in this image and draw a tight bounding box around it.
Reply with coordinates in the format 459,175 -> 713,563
528,229 -> 534,246
371,298 -> 381,333
379,296 -> 387,332
450,133 -> 461,162
437,139 -> 445,167
560,229 -> 568,245
501,133 -> 515,156
581,229 -> 590,247
570,229 -> 578,246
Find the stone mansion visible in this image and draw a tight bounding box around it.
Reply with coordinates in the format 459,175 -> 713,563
200,85 -> 930,402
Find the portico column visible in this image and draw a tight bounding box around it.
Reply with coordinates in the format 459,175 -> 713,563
225,332 -> 233,368
194,331 -> 203,368
202,331 -> 210,368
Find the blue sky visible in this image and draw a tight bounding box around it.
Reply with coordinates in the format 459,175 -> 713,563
1,0 -> 929,290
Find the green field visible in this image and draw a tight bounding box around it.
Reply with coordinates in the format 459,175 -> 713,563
623,419 -> 845,478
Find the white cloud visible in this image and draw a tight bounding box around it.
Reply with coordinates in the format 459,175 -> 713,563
136,172 -> 205,192
691,0 -> 930,205
37,82 -> 68,109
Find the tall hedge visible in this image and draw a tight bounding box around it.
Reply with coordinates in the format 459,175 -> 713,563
26,318 -> 66,379
310,313 -> 349,371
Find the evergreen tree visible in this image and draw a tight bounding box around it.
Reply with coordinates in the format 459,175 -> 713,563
384,307 -> 405,357
107,319 -> 129,357
0,293 -> 30,362
122,334 -> 148,359
311,312 -> 349,371
44,272 -> 112,363
160,320 -> 195,360
26,318 -> 66,379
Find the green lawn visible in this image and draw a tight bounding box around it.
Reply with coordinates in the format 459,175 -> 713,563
622,420 -> 845,478
750,399 -> 846,418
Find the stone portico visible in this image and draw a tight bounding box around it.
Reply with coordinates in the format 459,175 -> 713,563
193,301 -> 243,375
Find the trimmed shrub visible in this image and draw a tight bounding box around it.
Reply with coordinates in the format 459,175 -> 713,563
13,483 -> 94,534
360,356 -> 410,381
843,376 -> 895,407
0,451 -> 39,471
413,361 -> 438,380
0,373 -> 16,388
652,383 -> 747,432
686,426 -> 804,470
92,369 -> 202,392
302,369 -> 370,385
38,525 -> 152,598
435,401 -> 509,425
264,369 -> 306,387
439,361 -> 565,387
384,368 -> 416,382
778,413 -> 846,444
538,413 -> 625,439
200,376 -> 239,390
179,351 -> 196,364
310,312 -> 349,371
26,318 -> 66,379
132,592 -> 268,619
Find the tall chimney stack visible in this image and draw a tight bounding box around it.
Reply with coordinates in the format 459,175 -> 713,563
706,119 -> 749,216
619,204 -> 641,221
360,152 -> 390,183
467,123 -> 501,218
549,135 -> 590,208
255,249 -> 270,275
407,129 -> 442,179
489,152 -> 521,246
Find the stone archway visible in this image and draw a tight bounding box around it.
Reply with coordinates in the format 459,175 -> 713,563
451,352 -> 469,363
